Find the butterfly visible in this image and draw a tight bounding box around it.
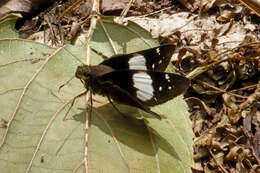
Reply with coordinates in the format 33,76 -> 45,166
75,44 -> 190,119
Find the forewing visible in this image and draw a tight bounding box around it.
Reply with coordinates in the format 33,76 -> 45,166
100,44 -> 175,72
96,70 -> 190,107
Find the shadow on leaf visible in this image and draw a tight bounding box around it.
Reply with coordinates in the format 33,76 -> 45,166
71,102 -> 181,161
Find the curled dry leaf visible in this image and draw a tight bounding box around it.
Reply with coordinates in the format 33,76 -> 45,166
195,123 -> 260,172
100,0 -> 129,14
216,5 -> 243,22
0,0 -> 55,18
200,0 -> 238,13
177,0 -> 200,12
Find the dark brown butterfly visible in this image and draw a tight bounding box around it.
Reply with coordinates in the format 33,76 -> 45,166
75,45 -> 190,119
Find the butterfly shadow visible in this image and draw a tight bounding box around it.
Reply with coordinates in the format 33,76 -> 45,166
71,102 -> 181,161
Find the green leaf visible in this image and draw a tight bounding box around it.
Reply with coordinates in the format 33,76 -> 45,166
0,13 -> 21,38
0,15 -> 194,173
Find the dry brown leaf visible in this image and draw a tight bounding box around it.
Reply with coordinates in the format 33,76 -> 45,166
238,0 -> 260,17
0,0 -> 55,18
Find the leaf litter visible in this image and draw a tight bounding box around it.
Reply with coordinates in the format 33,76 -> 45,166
119,1 -> 259,172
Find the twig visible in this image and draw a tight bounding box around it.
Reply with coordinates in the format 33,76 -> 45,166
58,0 -> 85,20
229,84 -> 257,93
72,160 -> 84,173
99,19 -> 117,54
194,79 -> 247,99
117,0 -> 135,24
82,0 -> 100,172
0,88 -> 23,95
208,149 -> 229,173
0,58 -> 45,67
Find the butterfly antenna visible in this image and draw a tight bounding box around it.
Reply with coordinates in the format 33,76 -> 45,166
90,47 -> 109,60
87,89 -> 93,121
63,46 -> 86,65
63,90 -> 88,121
59,76 -> 75,92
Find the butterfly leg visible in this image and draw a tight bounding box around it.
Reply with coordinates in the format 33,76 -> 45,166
107,95 -> 127,118
63,90 -> 88,120
87,90 -> 93,120
143,109 -> 165,120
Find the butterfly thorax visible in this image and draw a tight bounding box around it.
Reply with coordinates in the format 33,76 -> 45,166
75,64 -> 115,94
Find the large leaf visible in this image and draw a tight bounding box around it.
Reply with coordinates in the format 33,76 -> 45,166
0,15 -> 194,173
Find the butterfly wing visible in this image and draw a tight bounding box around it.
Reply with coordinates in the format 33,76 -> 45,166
95,70 -> 190,107
95,80 -> 163,119
100,44 -> 175,72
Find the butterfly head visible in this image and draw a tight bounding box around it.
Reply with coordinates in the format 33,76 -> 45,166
75,65 -> 92,82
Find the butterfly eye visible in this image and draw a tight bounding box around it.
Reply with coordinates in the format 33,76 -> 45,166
75,65 -> 91,80
83,72 -> 91,78
83,72 -> 87,76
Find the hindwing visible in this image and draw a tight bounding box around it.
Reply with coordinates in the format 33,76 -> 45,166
95,70 -> 190,106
